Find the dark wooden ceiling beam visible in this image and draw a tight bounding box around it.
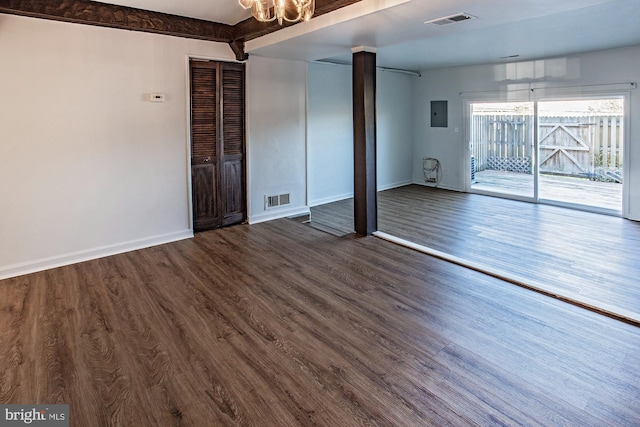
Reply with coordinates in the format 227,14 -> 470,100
0,0 -> 363,60
0,0 -> 235,42
229,38 -> 249,61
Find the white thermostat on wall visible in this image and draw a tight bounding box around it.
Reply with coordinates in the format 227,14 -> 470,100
147,93 -> 166,102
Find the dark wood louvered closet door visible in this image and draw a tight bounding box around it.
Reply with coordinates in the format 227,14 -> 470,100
190,60 -> 246,232
220,63 -> 246,226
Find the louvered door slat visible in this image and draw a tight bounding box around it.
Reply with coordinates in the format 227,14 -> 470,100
222,64 -> 245,156
191,65 -> 217,161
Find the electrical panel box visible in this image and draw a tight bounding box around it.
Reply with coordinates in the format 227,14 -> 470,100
431,100 -> 448,127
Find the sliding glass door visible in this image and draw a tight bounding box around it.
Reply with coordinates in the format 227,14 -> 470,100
537,99 -> 623,211
470,102 -> 535,199
470,97 -> 624,214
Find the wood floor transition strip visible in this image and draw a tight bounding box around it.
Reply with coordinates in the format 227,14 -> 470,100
373,231 -> 640,326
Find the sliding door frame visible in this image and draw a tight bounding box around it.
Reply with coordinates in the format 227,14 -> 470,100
464,90 -> 631,218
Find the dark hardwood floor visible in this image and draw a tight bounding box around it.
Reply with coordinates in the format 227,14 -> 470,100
1,218 -> 640,425
310,185 -> 640,322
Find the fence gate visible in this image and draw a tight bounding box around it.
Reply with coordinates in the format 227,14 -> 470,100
470,99 -> 624,212
472,113 -> 623,181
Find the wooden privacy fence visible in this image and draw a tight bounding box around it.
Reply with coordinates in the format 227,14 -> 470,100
472,114 -> 531,173
471,114 -> 623,181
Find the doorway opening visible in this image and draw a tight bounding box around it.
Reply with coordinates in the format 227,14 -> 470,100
470,98 -> 624,213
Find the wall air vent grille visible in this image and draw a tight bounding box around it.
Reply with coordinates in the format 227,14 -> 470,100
266,195 -> 279,209
425,13 -> 476,26
265,193 -> 291,210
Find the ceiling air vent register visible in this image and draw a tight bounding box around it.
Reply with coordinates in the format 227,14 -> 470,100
425,13 -> 476,26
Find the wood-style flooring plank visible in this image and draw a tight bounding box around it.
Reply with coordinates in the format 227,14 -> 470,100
311,184 -> 640,319
1,218 -> 640,426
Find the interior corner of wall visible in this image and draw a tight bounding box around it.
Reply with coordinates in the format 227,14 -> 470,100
248,206 -> 310,224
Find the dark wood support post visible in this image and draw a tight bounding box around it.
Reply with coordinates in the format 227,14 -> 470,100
352,47 -> 377,236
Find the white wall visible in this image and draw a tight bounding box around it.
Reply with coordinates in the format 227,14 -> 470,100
413,45 -> 640,220
307,63 -> 353,205
246,56 -> 309,223
0,15 -> 235,278
377,69 -> 415,191
307,62 -> 415,206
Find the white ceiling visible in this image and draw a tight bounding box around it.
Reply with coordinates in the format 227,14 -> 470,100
102,0 -> 640,71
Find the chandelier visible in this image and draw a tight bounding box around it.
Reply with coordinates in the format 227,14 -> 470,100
238,0 -> 315,25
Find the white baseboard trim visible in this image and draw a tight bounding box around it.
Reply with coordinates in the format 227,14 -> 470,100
309,192 -> 353,207
249,206 -> 311,224
0,229 -> 194,281
309,181 -> 413,207
378,180 -> 412,192
412,181 -> 462,192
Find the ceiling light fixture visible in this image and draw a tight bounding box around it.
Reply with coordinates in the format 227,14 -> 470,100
239,0 -> 315,25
